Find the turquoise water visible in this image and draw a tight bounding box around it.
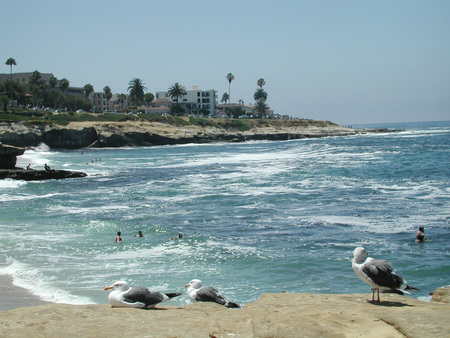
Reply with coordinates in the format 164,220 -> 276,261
0,121 -> 449,306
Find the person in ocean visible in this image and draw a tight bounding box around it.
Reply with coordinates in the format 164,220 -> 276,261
134,230 -> 143,237
170,233 -> 183,240
44,163 -> 51,171
416,226 -> 427,243
115,231 -> 122,243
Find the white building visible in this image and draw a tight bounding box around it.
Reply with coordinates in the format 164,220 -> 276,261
156,86 -> 217,116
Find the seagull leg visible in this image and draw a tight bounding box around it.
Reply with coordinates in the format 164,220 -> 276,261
376,288 -> 380,303
369,288 -> 376,303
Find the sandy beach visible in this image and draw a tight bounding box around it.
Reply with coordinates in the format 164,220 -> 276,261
0,288 -> 449,337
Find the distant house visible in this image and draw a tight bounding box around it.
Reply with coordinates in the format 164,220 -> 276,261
143,97 -> 172,115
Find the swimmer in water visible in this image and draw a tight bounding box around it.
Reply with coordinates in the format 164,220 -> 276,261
115,231 -> 122,243
416,226 -> 427,243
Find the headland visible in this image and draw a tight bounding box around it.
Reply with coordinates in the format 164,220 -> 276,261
0,117 -> 401,150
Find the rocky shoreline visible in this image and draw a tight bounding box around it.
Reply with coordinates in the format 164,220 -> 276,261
0,289 -> 448,337
0,120 -> 401,150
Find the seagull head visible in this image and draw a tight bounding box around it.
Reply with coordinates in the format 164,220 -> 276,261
353,247 -> 368,264
185,279 -> 202,289
104,281 -> 129,292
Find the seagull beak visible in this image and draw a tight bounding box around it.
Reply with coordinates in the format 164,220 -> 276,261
184,284 -> 190,288
104,286 -> 114,291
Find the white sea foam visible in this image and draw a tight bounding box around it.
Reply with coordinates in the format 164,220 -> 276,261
0,258 -> 94,304
0,179 -> 27,189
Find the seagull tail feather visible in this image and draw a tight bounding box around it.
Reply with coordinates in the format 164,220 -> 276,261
226,301 -> 240,308
165,292 -> 182,299
406,285 -> 420,292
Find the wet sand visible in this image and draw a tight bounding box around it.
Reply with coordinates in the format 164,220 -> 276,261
0,275 -> 50,311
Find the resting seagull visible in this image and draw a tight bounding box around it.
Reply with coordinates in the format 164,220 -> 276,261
104,280 -> 181,309
352,247 -> 419,302
184,279 -> 240,308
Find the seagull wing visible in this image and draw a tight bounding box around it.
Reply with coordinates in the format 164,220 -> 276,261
196,286 -> 227,306
123,287 -> 168,308
362,258 -> 405,290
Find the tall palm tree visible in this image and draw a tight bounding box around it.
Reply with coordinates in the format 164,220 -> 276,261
257,78 -> 266,89
5,58 -> 16,103
254,99 -> 269,118
83,84 -> 94,99
48,76 -> 58,107
48,76 -> 58,90
128,78 -> 147,106
59,78 -> 70,94
103,86 -> 112,110
117,93 -> 127,110
168,82 -> 186,113
226,73 -> 234,103
253,88 -> 268,101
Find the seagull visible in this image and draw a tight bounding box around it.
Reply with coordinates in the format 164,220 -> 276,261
104,280 -> 181,309
184,279 -> 240,308
352,247 -> 419,302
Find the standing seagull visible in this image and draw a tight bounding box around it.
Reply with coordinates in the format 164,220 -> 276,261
352,247 -> 419,302
185,279 -> 240,308
104,281 -> 181,309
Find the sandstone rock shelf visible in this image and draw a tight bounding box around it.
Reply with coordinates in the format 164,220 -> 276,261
0,291 -> 448,337
0,120 -> 402,150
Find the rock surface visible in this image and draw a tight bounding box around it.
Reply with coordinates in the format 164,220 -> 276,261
0,169 -> 87,181
0,144 -> 25,169
0,120 -> 365,149
0,292 -> 448,337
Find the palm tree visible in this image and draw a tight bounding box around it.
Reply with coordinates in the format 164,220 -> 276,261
48,76 -> 58,90
83,84 -> 94,99
59,78 -> 70,94
257,78 -> 266,89
117,93 -> 127,110
221,93 -> 229,104
103,86 -> 112,110
254,88 -> 268,101
226,73 -> 234,103
128,78 -> 147,106
168,82 -> 186,114
5,58 -> 16,103
254,99 -> 269,118
144,92 -> 155,106
48,76 -> 58,107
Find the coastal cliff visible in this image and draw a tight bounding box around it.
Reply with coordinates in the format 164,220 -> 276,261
0,119 -> 360,149
0,290 -> 449,337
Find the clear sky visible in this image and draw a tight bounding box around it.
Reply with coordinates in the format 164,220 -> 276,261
2,0 -> 449,125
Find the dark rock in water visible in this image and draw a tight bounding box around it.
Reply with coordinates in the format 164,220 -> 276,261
0,169 -> 87,181
0,144 -> 26,169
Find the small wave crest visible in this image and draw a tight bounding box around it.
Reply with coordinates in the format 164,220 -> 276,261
0,258 -> 94,305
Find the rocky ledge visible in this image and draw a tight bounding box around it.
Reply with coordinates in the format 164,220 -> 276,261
0,169 -> 87,181
0,290 -> 449,337
0,120 -> 403,149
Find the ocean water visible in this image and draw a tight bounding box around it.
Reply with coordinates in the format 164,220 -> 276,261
0,121 -> 449,306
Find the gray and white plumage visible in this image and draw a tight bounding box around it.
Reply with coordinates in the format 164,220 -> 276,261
352,247 -> 419,302
104,280 -> 181,309
184,279 -> 240,308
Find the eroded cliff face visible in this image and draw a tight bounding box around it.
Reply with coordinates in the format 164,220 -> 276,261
0,120 -> 357,149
